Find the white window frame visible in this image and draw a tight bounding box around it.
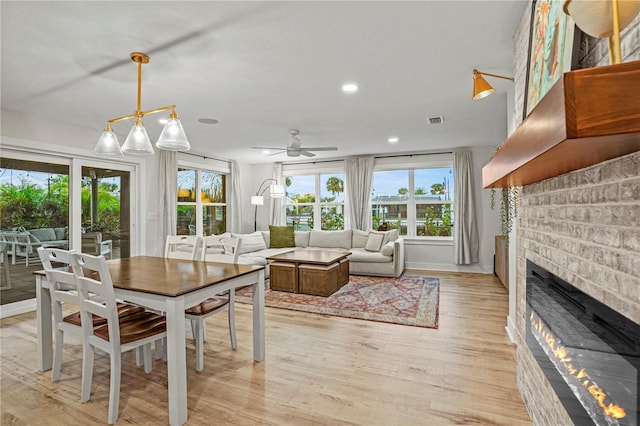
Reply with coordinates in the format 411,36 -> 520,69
177,156 -> 230,236
283,163 -> 345,231
373,154 -> 453,239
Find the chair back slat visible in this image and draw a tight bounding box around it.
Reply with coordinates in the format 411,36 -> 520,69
71,253 -> 121,345
38,248 -> 80,324
164,235 -> 200,260
201,235 -> 241,263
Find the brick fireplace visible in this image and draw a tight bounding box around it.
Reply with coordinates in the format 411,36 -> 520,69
515,152 -> 640,425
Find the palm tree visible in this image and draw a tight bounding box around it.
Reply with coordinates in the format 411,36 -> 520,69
415,187 -> 426,195
326,176 -> 344,196
430,183 -> 446,197
398,187 -> 408,199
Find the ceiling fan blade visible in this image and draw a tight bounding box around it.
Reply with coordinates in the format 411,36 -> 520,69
301,147 -> 338,151
299,150 -> 316,157
267,150 -> 287,156
250,146 -> 287,150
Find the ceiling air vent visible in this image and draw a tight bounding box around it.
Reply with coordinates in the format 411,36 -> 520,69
427,116 -> 444,125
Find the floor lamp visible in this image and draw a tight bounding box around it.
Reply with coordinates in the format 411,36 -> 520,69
251,178 -> 285,231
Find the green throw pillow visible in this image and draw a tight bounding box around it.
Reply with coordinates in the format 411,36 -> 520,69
269,225 -> 295,248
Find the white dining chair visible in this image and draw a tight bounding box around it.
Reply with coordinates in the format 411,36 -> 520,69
164,235 -> 200,260
184,235 -> 241,372
37,247 -> 145,383
72,252 -> 167,425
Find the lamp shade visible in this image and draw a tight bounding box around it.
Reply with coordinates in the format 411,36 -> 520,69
270,184 -> 285,198
122,123 -> 154,155
156,118 -> 191,151
95,130 -> 123,156
472,74 -> 495,100
251,195 -> 264,205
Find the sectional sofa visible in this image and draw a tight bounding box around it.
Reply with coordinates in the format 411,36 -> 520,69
229,228 -> 405,278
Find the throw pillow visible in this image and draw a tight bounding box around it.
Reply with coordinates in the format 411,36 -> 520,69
365,232 -> 384,252
380,242 -> 394,256
269,225 -> 295,248
232,231 -> 267,254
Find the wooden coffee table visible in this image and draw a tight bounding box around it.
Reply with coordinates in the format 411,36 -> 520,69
267,250 -> 350,296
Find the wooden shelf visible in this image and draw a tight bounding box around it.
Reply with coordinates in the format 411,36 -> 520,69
483,61 -> 640,188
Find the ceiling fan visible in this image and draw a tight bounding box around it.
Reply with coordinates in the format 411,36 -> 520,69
251,129 -> 338,157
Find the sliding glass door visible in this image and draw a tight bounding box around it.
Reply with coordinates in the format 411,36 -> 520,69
0,152 -> 137,313
81,166 -> 131,260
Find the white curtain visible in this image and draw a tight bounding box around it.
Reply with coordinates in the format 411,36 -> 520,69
270,163 -> 285,226
345,156 -> 374,231
230,161 -> 243,233
157,150 -> 177,254
453,151 -> 479,265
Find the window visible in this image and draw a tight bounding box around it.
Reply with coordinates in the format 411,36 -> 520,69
285,173 -> 345,230
372,167 -> 453,237
177,168 -> 227,236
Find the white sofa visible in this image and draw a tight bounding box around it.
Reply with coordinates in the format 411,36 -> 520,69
230,229 -> 405,278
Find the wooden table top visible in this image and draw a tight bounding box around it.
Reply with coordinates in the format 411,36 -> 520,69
266,250 -> 350,266
36,256 -> 264,297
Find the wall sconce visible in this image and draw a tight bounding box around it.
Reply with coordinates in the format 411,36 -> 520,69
94,52 -> 190,156
472,69 -> 514,100
251,178 -> 285,231
563,0 -> 640,64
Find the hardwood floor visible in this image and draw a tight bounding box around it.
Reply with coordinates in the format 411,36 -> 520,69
0,270 -> 532,425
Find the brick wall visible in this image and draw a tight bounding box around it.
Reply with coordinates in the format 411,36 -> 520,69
511,3 -> 640,424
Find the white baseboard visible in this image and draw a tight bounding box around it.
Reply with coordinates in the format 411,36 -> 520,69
405,261 -> 493,274
0,298 -> 36,319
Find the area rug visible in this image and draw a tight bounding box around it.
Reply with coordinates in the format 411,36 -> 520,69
235,274 -> 439,329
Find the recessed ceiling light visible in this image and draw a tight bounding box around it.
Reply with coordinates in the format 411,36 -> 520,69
342,83 -> 359,93
198,118 -> 219,124
158,118 -> 168,124
388,137 -> 399,143
262,150 -> 270,155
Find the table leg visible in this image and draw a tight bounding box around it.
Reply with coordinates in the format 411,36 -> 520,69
164,297 -> 188,426
36,275 -> 53,371
253,269 -> 265,362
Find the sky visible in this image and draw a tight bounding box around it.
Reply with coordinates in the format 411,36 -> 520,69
287,168 -> 454,200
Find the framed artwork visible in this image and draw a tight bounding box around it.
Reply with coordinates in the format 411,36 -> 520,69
523,0 -> 579,118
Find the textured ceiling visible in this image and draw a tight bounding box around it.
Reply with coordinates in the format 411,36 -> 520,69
1,1 -> 527,164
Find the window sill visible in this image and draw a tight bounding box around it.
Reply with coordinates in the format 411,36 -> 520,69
403,237 -> 453,246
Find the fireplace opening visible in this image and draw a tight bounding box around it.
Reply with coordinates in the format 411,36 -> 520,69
526,260 -> 639,425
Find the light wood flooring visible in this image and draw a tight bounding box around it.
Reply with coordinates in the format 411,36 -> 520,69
0,270 -> 532,425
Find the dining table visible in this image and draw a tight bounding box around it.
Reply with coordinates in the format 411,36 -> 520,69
35,255 -> 266,426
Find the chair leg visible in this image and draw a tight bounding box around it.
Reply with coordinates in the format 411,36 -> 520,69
135,347 -> 143,367
189,319 -> 197,341
108,353 -> 121,424
154,338 -> 164,360
195,319 -> 204,372
52,328 -> 64,381
81,342 -> 94,403
143,344 -> 153,374
229,290 -> 237,350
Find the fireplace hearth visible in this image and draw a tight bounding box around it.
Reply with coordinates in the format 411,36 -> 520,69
526,260 -> 640,426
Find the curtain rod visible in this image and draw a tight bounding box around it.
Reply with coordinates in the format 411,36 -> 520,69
284,151 -> 453,166
180,151 -> 228,162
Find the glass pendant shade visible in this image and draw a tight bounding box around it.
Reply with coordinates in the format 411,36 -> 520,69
122,123 -> 154,155
95,130 -> 123,156
251,195 -> 264,205
156,118 -> 191,151
270,184 -> 286,198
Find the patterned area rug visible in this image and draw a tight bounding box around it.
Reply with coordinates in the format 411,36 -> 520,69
236,274 -> 439,328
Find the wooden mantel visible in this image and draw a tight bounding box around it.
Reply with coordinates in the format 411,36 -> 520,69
483,60 -> 640,188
